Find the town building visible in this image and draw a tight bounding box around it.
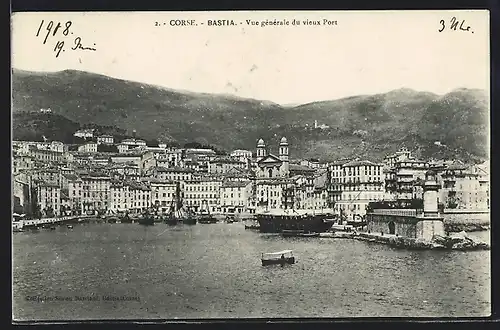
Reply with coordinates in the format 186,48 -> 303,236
121,138 -> 147,148
97,134 -> 114,145
13,177 -> 31,215
384,149 -> 431,200
220,180 -> 253,215
149,179 -> 178,212
255,137 -> 290,179
327,160 -> 349,205
147,166 -> 194,182
184,159 -> 202,172
29,147 -> 65,163
30,168 -> 63,188
334,159 -> 385,220
300,158 -> 321,169
78,173 -> 112,214
36,181 -> 61,217
109,180 -> 151,213
156,149 -> 183,168
230,149 -> 253,163
78,142 -> 98,153
110,151 -> 155,174
12,154 -> 35,174
384,146 -> 412,168
184,177 -> 222,213
67,175 -> 84,214
117,143 -> 129,154
256,178 -> 292,211
254,137 -> 292,212
437,163 -> 489,211
74,129 -> 95,139
208,157 -> 246,174
110,163 -> 141,181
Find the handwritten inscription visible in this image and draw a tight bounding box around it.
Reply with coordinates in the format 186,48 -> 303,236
35,20 -> 97,58
438,17 -> 474,33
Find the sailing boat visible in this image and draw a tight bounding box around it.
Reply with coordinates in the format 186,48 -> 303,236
137,209 -> 155,226
198,203 -> 217,224
164,181 -> 197,225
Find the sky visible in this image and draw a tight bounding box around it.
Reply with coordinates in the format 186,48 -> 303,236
11,10 -> 490,104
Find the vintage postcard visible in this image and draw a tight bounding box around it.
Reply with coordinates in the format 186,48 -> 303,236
11,10 -> 490,321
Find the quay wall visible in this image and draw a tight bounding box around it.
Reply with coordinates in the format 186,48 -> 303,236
366,209 -> 445,240
366,211 -> 419,239
416,218 -> 445,241
17,216 -> 93,227
442,211 -> 489,224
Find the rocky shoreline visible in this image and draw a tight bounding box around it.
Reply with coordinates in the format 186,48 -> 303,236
444,222 -> 490,233
319,231 -> 490,251
354,232 -> 490,251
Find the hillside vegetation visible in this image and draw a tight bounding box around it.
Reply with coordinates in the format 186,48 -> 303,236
12,69 -> 489,163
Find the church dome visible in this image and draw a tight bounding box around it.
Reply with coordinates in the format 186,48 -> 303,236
280,137 -> 288,145
257,138 -> 265,147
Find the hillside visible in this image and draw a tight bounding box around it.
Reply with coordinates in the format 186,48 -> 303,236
12,69 -> 489,163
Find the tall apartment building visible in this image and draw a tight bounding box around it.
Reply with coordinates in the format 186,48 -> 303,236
184,177 -> 222,213
36,181 -> 61,217
220,180 -> 253,214
437,164 -> 489,211
329,159 -> 385,220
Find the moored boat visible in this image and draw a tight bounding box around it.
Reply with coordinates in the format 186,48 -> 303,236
164,181 -> 197,225
181,214 -> 197,225
137,211 -> 155,226
245,223 -> 260,230
261,250 -> 295,266
198,209 -> 217,224
256,209 -> 334,233
120,213 -> 134,223
106,216 -> 120,224
297,232 -> 320,237
226,214 -> 237,223
164,217 -> 179,226
199,217 -> 218,224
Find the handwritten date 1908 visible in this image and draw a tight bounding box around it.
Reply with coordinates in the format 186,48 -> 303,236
438,17 -> 474,33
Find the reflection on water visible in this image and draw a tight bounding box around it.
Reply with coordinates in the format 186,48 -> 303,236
13,222 -> 490,320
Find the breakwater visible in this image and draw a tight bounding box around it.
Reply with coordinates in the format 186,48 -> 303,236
319,231 -> 490,251
13,215 -> 95,229
354,232 -> 489,251
443,211 -> 490,232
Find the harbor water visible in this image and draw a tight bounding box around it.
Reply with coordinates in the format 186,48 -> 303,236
12,222 -> 490,320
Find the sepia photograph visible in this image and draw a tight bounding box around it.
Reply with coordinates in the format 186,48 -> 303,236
11,10 -> 490,321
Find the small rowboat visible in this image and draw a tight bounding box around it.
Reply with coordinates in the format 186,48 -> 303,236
282,230 -> 319,237
297,232 -> 319,237
261,249 -> 295,266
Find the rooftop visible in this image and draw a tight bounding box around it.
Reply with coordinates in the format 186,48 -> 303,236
289,164 -> 315,172
221,180 -> 251,188
343,159 -> 382,167
63,173 -> 81,181
154,166 -> 194,173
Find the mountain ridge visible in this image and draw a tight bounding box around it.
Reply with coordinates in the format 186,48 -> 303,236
11,69 -> 489,163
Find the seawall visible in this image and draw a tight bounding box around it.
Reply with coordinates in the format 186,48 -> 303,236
353,232 -> 489,251
442,212 -> 490,232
